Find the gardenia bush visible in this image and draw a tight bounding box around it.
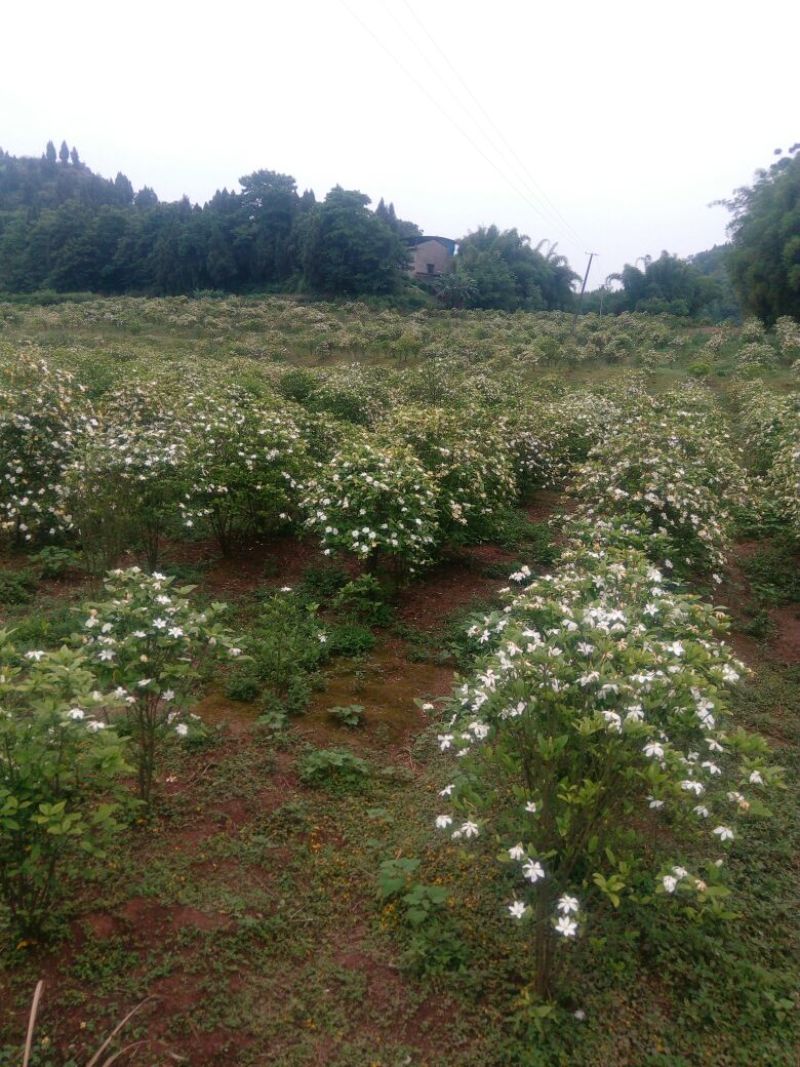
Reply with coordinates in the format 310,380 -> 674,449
0,634 -> 128,936
65,406 -> 189,571
80,567 -> 240,802
302,438 -> 440,577
570,401 -> 748,574
433,541 -> 776,997
0,355 -> 92,545
770,432 -> 800,537
179,393 -> 310,554
379,405 -> 518,543
736,383 -> 800,472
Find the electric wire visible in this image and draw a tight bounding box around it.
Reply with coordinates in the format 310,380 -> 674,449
394,0 -> 587,249
337,0 -> 584,253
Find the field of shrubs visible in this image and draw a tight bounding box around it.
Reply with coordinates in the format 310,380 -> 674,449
0,296 -> 798,1065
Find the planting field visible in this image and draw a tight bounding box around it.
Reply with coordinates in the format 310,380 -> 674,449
0,297 -> 798,1066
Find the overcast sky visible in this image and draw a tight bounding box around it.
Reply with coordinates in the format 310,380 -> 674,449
3,0 -> 798,281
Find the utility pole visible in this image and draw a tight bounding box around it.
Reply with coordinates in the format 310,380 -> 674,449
572,251 -> 598,331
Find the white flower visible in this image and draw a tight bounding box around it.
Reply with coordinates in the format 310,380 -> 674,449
438,734 -> 454,751
435,815 -> 453,829
713,825 -> 734,842
280,586 -> 293,592
522,859 -> 545,883
524,801 -> 538,814
162,689 -> 175,702
672,866 -> 688,879
644,741 -> 664,759
438,784 -> 454,797
507,901 -> 527,919
229,647 -> 242,657
648,796 -> 665,809
749,770 -> 764,785
459,820 -> 479,839
693,804 -> 710,818
86,720 -> 106,732
557,894 -> 579,914
67,708 -> 85,721
555,915 -> 578,937
681,779 -> 704,796
25,650 -> 45,662
137,678 -> 153,688
175,723 -> 189,738
508,843 -> 525,861
98,649 -> 115,662
662,875 -> 678,893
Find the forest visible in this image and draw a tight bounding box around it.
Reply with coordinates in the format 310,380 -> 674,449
6,140 -> 797,320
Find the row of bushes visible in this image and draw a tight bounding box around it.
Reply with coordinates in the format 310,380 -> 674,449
429,386 -> 775,1001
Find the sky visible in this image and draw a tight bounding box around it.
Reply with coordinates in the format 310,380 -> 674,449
2,0 -> 798,282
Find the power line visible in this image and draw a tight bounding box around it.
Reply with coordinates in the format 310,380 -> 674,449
381,0 -> 580,247
336,0 -> 583,251
395,0 -> 587,249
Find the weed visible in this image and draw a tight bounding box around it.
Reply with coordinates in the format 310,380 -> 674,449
0,569 -> 37,605
328,704 -> 366,728
326,622 -> 376,658
299,747 -> 371,790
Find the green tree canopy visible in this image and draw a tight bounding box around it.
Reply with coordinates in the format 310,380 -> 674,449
447,226 -> 577,311
300,187 -> 408,296
585,251 -> 721,319
721,146 -> 800,323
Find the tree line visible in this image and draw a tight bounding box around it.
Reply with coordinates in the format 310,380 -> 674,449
0,145 -> 423,298
0,144 -> 576,308
1,142 -> 795,320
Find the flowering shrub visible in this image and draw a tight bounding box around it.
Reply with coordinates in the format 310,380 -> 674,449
0,635 -> 128,936
304,364 -> 392,426
735,342 -> 778,375
65,401 -> 189,571
433,543 -> 776,996
302,439 -> 440,576
226,589 -> 331,716
379,406 -> 518,542
770,434 -> 800,537
495,406 -> 570,494
775,316 -> 800,362
737,384 -> 800,471
0,356 -> 91,545
80,568 -> 240,802
540,391 -> 620,467
570,402 -> 748,573
180,395 -> 309,554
